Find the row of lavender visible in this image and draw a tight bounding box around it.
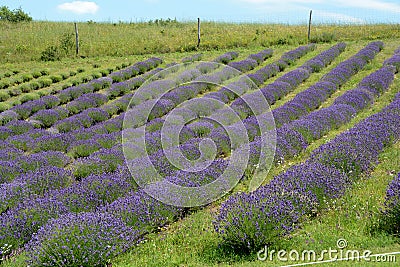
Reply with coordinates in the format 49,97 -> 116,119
0,50 -> 241,148
227,41 -> 384,172
0,50 -> 241,126
0,49 -> 275,196
376,46 -> 400,237
57,45 -> 314,180
271,44 -> 390,164
0,43 -> 345,205
0,47 -> 317,266
0,54 -> 243,188
213,49 -> 400,250
24,50 -> 261,133
0,49 -> 270,159
72,45 -> 315,178
0,57 -> 163,125
128,41 -> 383,196
0,48 -> 275,191
20,44 -> 399,266
0,48 -> 272,247
119,43 -> 347,188
0,42 -> 373,199
171,41 -> 382,176
382,171 -> 400,235
0,43 -> 340,263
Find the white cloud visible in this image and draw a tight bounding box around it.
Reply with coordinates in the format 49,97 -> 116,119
58,1 -> 99,15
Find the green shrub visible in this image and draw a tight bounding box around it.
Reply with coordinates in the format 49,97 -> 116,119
67,141 -> 101,158
37,90 -> 50,97
20,92 -> 40,103
0,80 -> 10,89
81,75 -> 92,83
40,46 -> 60,61
32,71 -> 42,78
0,102 -> 11,112
310,32 -> 337,43
60,72 -> 70,79
41,69 -> 50,76
38,78 -> 52,88
10,99 -> 21,106
22,73 -> 33,82
61,83 -> 72,90
12,77 -> 23,85
20,84 -> 31,93
71,79 -> 81,86
0,5 -> 32,22
91,72 -> 102,79
30,81 -> 40,90
59,32 -> 75,57
49,75 -> 63,83
4,71 -> 12,77
0,90 -> 10,101
9,87 -> 22,96
100,69 -> 110,76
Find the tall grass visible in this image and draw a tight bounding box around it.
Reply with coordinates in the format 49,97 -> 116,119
1,21 -> 399,63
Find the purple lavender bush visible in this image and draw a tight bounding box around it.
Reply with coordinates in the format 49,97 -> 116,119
0,160 -> 23,184
14,167 -> 73,196
26,212 -> 140,267
381,172 -> 400,235
102,189 -> 181,235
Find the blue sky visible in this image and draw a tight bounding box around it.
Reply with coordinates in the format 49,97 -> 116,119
2,0 -> 400,24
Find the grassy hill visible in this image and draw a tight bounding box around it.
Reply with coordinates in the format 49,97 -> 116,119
1,21 -> 399,63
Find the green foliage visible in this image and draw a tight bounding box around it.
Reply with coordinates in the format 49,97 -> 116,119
31,71 -> 42,78
0,90 -> 10,101
49,74 -> 62,83
9,87 -> 22,97
0,102 -> 10,112
59,33 -> 75,56
37,77 -> 52,88
40,45 -> 60,61
19,92 -> 39,103
0,80 -> 10,89
68,143 -> 100,159
29,81 -> 40,90
147,17 -> 179,26
19,84 -> 31,93
21,73 -> 33,82
310,32 -> 337,43
40,33 -> 75,61
0,6 -> 32,23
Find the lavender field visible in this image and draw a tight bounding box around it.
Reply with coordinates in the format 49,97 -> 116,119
1,40 -> 400,267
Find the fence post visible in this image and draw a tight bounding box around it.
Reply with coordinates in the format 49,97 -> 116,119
308,10 -> 312,43
74,22 -> 79,55
197,18 -> 201,48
